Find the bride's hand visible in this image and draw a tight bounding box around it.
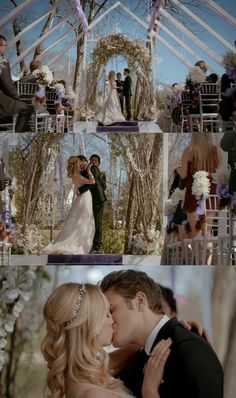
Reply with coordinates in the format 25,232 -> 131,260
180,320 -> 212,346
142,339 -> 171,398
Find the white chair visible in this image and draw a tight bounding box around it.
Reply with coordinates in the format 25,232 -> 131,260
17,82 -> 38,104
46,90 -> 65,133
193,195 -> 229,265
0,115 -> 17,132
189,83 -> 221,132
180,91 -> 192,132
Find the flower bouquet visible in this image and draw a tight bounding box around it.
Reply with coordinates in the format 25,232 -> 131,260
187,66 -> 206,86
131,227 -> 163,255
192,171 -> 210,200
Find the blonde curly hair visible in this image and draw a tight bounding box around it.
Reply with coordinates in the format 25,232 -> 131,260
41,283 -> 119,398
67,156 -> 80,178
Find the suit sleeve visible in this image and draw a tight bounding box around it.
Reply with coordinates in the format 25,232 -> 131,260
220,132 -> 236,152
0,61 -> 19,100
162,339 -> 224,398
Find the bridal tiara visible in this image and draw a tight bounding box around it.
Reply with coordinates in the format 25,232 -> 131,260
64,284 -> 86,327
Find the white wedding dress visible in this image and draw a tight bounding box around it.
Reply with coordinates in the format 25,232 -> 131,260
43,178 -> 95,255
76,382 -> 135,398
98,81 -> 126,125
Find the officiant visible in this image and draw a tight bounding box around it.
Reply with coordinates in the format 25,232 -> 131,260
116,72 -> 124,113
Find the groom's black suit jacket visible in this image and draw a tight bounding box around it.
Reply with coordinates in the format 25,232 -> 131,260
123,75 -> 132,97
78,164 -> 106,206
117,317 -> 223,398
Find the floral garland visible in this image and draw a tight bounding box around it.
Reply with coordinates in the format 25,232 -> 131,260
86,33 -> 154,119
0,267 -> 36,371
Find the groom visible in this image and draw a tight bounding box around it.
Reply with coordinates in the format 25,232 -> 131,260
123,68 -> 132,120
77,154 -> 106,253
100,269 -> 223,398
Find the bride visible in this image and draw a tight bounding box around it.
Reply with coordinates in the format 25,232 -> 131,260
42,282 -> 170,398
98,70 -> 126,126
43,156 -> 95,255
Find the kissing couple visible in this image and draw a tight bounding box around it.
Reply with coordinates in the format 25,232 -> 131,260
43,154 -> 106,255
42,269 -> 223,398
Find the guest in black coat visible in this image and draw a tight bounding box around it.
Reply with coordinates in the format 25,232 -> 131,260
0,34 -> 34,132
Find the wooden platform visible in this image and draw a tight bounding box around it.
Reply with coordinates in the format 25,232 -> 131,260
97,121 -> 139,132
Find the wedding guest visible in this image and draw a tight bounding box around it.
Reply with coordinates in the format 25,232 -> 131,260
159,285 -> 177,317
220,132 -> 236,195
41,282 -> 168,398
116,72 -> 124,113
19,59 -> 43,83
206,74 -> 218,83
219,89 -> 236,122
177,133 -> 221,239
0,34 -> 34,132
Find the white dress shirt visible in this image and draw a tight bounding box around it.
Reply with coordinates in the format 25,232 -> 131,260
144,315 -> 170,355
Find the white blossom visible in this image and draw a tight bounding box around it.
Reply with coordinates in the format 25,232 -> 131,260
192,170 -> 210,199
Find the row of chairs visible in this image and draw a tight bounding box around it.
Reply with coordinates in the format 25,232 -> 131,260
0,82 -> 75,133
165,83 -> 235,133
166,195 -> 236,265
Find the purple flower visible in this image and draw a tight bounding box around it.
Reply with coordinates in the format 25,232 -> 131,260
225,66 -> 236,81
217,184 -> 231,199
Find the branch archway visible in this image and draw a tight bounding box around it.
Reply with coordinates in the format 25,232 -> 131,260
85,33 -> 155,120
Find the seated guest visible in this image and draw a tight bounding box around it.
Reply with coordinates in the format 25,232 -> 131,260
0,34 -> 34,132
206,73 -> 218,83
219,89 -> 236,121
20,59 -> 43,83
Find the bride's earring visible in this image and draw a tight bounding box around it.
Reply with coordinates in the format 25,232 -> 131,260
95,352 -> 101,361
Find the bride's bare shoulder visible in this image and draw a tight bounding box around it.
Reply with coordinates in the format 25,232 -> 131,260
77,386 -> 116,398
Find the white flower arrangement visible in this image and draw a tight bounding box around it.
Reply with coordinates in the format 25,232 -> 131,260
171,187 -> 186,207
164,199 -> 176,216
131,227 -> 163,255
15,224 -> 44,254
212,167 -> 231,185
192,170 -> 210,199
53,83 -> 65,93
65,86 -> 76,99
187,66 -> 206,85
32,65 -> 53,85
172,83 -> 185,93
0,268 -> 36,371
78,105 -> 96,121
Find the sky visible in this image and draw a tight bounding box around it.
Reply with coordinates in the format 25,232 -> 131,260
0,0 -> 235,85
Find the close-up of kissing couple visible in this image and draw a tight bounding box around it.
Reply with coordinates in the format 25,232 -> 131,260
42,270 -> 223,398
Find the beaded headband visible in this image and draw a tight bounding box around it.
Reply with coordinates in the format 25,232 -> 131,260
64,284 -> 86,327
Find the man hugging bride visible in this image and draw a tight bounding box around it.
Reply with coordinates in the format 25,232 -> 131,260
98,69 -> 132,126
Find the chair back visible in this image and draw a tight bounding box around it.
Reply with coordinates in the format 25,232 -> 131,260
17,82 -> 38,104
45,89 -> 57,114
204,194 -> 229,237
199,83 -> 221,113
181,91 -> 192,114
